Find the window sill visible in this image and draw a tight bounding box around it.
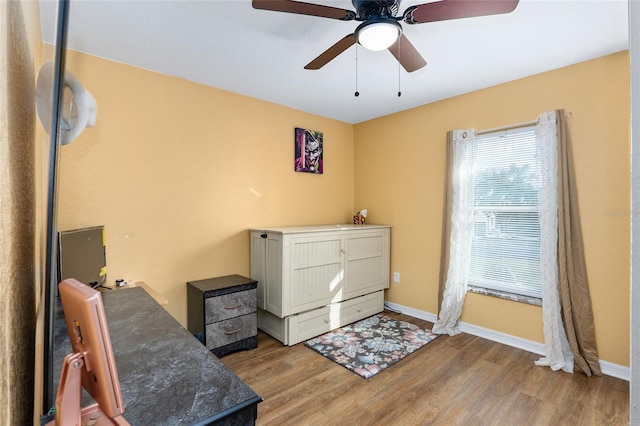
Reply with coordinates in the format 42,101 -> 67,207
467,285 -> 542,307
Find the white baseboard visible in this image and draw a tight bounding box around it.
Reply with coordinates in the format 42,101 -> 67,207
384,301 -> 630,381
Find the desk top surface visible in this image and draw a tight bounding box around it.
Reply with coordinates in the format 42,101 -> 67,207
54,287 -> 261,425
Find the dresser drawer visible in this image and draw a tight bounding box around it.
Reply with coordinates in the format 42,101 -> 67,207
205,314 -> 257,350
205,289 -> 256,323
257,290 -> 384,345
289,291 -> 383,344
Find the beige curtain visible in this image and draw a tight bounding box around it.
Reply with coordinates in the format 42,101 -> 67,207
556,109 -> 601,376
1,1 -> 38,424
437,131 -> 454,312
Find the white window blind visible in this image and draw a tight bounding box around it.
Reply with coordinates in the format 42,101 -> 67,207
468,125 -> 542,299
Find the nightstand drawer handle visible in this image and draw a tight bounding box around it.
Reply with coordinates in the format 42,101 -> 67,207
224,304 -> 242,310
224,328 -> 242,335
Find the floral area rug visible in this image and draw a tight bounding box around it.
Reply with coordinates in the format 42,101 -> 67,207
304,313 -> 439,379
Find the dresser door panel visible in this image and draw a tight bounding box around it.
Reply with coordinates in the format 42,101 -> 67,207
343,232 -> 389,297
285,235 -> 344,315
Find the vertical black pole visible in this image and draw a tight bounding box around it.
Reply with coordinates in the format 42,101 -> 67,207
42,0 -> 69,414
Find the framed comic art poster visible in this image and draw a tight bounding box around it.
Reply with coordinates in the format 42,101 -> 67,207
294,127 -> 323,174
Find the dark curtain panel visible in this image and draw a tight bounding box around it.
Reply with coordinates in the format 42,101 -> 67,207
437,131 -> 454,312
1,1 -> 36,424
556,109 -> 602,376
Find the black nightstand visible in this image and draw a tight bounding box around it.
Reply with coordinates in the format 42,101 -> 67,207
187,274 -> 258,357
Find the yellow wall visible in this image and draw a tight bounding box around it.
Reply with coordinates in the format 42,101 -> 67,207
354,51 -> 630,366
56,48 -> 630,367
56,49 -> 355,326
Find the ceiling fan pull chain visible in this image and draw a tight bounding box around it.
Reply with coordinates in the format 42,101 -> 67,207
397,40 -> 402,97
355,43 -> 360,97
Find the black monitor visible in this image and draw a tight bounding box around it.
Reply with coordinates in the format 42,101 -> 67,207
58,226 -> 107,288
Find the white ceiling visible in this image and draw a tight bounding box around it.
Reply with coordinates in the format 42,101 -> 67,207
39,0 -> 629,124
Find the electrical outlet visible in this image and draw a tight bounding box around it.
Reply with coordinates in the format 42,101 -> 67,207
393,272 -> 400,283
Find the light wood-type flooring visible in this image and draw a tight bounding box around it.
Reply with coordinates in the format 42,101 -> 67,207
221,312 -> 629,426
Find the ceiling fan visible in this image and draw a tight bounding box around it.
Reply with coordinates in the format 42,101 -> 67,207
252,0 -> 520,72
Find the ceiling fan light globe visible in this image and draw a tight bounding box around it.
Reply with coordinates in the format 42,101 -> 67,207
357,21 -> 401,51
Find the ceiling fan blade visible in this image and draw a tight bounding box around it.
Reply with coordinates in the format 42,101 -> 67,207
403,0 -> 519,25
305,34 -> 356,70
388,34 -> 427,73
252,0 -> 356,20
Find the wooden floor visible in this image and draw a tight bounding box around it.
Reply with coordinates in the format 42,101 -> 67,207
222,312 -> 629,426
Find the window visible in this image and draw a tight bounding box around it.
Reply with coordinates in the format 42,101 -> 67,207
467,125 -> 543,300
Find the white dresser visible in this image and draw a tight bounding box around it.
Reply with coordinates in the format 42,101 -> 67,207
250,224 -> 390,345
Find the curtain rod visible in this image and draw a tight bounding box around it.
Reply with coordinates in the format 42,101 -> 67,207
477,119 -> 538,135
477,111 -> 573,135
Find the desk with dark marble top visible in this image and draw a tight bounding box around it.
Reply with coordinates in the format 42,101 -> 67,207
53,287 -> 261,425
